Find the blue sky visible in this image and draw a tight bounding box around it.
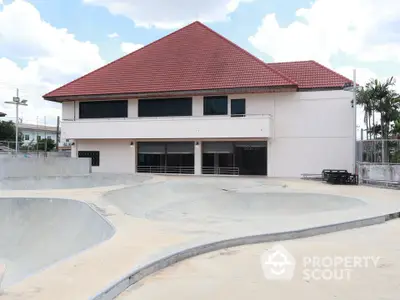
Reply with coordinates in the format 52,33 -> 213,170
0,0 -> 399,125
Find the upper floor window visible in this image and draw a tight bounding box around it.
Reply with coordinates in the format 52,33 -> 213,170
138,98 -> 192,117
203,96 -> 227,115
79,100 -> 128,119
231,98 -> 246,117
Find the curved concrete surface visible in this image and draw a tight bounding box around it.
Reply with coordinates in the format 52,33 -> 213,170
0,198 -> 114,287
118,219 -> 400,300
107,179 -> 365,225
0,173 -> 151,190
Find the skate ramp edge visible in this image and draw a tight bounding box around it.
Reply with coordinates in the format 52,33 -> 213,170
0,197 -> 115,288
90,213 -> 400,300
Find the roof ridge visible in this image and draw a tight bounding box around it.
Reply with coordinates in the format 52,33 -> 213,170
195,22 -> 298,86
267,60 -> 314,65
43,22 -> 201,98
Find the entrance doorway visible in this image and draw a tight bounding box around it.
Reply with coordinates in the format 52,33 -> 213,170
234,145 -> 267,175
202,141 -> 268,175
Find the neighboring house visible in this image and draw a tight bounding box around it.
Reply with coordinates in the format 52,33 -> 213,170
18,123 -> 58,146
0,112 -> 6,117
17,123 -> 68,148
43,22 -> 354,177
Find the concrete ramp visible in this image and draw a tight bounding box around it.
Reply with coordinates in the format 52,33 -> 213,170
0,198 -> 114,287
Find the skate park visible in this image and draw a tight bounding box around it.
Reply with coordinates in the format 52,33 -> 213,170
0,170 -> 400,300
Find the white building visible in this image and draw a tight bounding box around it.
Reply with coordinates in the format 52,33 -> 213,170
44,22 -> 354,177
18,123 -> 59,146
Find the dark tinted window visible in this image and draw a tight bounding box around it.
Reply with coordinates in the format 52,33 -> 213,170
204,96 -> 227,115
138,98 -> 192,117
79,100 -> 128,119
231,99 -> 246,116
78,151 -> 100,166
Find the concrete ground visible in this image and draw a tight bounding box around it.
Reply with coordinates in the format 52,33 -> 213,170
118,219 -> 400,300
0,175 -> 399,299
0,197 -> 114,287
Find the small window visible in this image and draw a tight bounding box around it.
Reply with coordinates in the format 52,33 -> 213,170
231,99 -> 246,117
24,134 -> 30,141
203,96 -> 228,115
37,136 -> 41,140
78,151 -> 100,166
47,136 -> 52,140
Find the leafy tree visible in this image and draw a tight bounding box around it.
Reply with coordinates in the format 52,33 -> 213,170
36,137 -> 56,152
357,77 -> 400,162
0,120 -> 23,149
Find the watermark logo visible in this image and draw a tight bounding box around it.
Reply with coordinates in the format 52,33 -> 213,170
260,244 -> 296,280
261,244 -> 380,282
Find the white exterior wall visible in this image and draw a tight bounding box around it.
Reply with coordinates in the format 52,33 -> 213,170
269,91 -> 353,177
63,90 -> 353,177
62,102 -> 75,120
76,139 -> 135,173
20,129 -> 58,146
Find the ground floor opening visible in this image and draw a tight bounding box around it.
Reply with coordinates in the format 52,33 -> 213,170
136,141 -> 267,175
137,142 -> 195,174
202,141 -> 267,175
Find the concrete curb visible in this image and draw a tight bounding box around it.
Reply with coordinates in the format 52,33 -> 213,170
91,212 -> 400,300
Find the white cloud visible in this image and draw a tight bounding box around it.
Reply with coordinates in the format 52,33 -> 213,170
249,0 -> 400,65
120,42 -> 144,54
108,32 -> 119,38
0,0 -> 104,125
83,0 -> 253,29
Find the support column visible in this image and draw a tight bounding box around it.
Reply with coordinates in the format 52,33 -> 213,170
131,141 -> 137,174
71,140 -> 77,158
194,141 -> 202,175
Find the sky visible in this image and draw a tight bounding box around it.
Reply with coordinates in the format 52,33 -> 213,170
0,0 -> 399,126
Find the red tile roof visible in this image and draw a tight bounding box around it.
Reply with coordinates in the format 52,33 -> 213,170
44,22 -> 296,100
267,60 -> 351,89
44,22 -> 351,100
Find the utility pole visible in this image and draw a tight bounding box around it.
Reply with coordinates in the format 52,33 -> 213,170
44,116 -> 47,154
4,89 -> 28,154
353,69 -> 357,173
56,116 -> 60,152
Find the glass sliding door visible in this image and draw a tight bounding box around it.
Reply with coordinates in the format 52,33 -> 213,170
137,142 -> 194,174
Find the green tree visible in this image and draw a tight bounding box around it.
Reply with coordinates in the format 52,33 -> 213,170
37,137 -> 56,152
358,77 -> 400,162
0,120 -> 23,149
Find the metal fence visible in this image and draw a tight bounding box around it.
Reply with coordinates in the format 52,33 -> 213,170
136,166 -> 240,175
357,139 -> 400,163
202,167 -> 240,175
137,166 -> 195,174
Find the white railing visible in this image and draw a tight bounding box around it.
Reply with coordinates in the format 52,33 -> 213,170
62,113 -> 271,122
137,165 -> 194,174
202,167 -> 239,176
62,114 -> 272,140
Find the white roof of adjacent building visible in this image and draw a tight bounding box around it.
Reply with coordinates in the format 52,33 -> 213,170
18,123 -> 58,133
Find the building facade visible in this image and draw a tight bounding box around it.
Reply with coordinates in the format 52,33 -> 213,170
18,123 -> 59,146
44,22 -> 354,177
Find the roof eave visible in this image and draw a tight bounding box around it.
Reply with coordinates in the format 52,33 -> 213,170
43,85 -> 298,102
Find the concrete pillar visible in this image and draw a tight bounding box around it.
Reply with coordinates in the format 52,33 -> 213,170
131,141 -> 137,174
194,141 -> 202,175
71,140 -> 77,158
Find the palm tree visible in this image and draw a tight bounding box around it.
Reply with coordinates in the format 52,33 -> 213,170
356,87 -> 374,139
364,77 -> 400,162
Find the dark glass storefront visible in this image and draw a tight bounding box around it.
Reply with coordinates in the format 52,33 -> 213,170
137,142 -> 194,174
202,141 -> 267,175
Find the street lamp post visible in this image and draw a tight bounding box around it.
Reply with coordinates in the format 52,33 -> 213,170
4,89 -> 28,154
343,69 -> 357,174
